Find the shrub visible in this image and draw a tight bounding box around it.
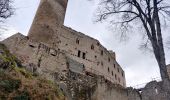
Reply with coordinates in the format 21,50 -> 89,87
0,79 -> 21,93
13,90 -> 30,100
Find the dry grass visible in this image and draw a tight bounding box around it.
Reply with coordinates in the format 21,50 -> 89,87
0,43 -> 66,100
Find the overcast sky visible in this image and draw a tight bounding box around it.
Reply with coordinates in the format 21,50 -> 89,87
1,0 -> 170,87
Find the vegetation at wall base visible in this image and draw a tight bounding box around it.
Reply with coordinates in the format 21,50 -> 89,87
0,43 -> 66,100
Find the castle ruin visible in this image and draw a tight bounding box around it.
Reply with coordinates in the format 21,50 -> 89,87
2,0 -> 170,100
3,0 -> 126,87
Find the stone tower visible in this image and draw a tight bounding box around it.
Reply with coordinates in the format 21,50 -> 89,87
28,0 -> 68,43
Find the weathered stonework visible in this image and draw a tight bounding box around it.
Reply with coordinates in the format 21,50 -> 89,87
2,33 -> 140,100
2,0 -> 170,100
140,80 -> 170,100
167,64 -> 170,78
28,0 -> 126,87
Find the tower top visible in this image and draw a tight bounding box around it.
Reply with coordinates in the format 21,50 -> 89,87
28,0 -> 68,42
56,0 -> 68,10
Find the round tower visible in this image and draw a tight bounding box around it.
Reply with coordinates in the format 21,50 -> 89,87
28,0 -> 68,43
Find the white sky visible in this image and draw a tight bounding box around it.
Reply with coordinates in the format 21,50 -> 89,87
1,0 -> 170,87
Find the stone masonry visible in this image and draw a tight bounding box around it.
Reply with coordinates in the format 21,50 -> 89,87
2,0 -> 170,100
167,64 -> 170,78
28,0 -> 126,87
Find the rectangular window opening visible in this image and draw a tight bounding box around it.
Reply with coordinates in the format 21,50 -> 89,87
122,72 -> 124,77
82,52 -> 86,59
117,68 -> 119,73
101,50 -> 103,55
78,50 -> 81,57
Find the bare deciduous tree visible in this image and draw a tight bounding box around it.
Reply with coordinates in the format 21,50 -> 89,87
95,0 -> 170,80
0,0 -> 14,23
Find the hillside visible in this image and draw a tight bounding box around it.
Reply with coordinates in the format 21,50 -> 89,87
0,43 -> 66,100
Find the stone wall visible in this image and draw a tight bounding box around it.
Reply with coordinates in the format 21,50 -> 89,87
140,80 -> 170,100
60,71 -> 143,100
27,0 -> 126,87
2,0 -> 170,99
2,33 -> 170,100
2,33 -> 68,81
55,69 -> 141,100
1,33 -> 140,100
167,64 -> 170,78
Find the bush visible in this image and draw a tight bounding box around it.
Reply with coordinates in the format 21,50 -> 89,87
14,67 -> 33,79
0,43 -> 22,70
13,90 -> 30,100
0,79 -> 21,93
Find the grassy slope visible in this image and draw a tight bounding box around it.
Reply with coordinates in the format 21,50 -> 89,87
0,43 -> 66,100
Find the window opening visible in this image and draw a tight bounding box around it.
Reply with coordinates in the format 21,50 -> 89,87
115,74 -> 117,80
122,71 -> 124,77
78,50 -> 81,57
76,38 -> 79,44
82,52 -> 86,59
101,61 -> 103,66
117,68 -> 119,73
118,78 -> 120,83
101,50 -> 103,55
91,44 -> 94,50
108,67 -> 110,73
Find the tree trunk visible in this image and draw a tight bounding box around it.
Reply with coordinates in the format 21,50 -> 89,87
151,39 -> 169,80
153,0 -> 169,80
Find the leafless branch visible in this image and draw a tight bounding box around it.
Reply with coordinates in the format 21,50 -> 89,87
95,0 -> 170,79
0,0 -> 14,22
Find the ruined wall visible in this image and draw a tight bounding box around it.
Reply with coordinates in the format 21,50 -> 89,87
1,33 -> 140,100
167,64 -> 170,78
27,0 -> 126,87
140,80 -> 170,100
58,71 -> 141,100
57,26 -> 126,86
91,78 -> 141,100
2,33 -> 68,81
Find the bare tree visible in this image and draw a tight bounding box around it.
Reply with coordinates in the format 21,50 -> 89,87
95,0 -> 170,80
0,0 -> 14,23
